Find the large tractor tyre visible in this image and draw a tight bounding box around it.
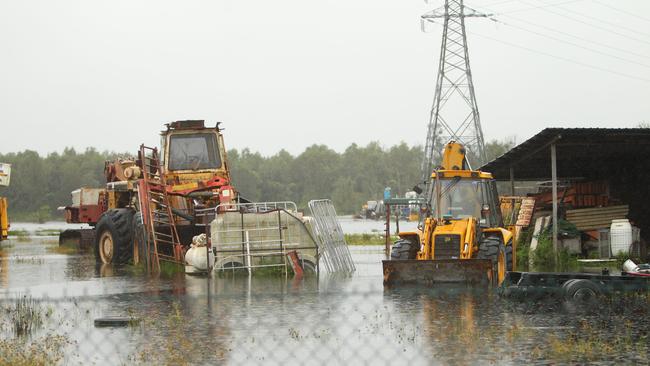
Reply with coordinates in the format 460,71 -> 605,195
132,212 -> 149,267
94,209 -> 135,265
390,239 -> 419,260
478,236 -> 507,285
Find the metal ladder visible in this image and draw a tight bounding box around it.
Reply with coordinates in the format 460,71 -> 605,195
138,145 -> 183,271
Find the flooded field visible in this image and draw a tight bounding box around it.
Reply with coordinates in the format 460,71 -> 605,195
1,226 -> 649,365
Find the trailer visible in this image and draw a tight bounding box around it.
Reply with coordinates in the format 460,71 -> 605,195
500,270 -> 650,302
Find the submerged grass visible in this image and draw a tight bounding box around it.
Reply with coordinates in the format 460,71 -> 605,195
130,302 -> 216,366
0,334 -> 68,366
46,243 -> 78,255
6,295 -> 44,337
534,319 -> 649,363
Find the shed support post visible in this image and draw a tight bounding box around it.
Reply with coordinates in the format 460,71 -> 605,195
551,143 -> 559,260
509,166 -> 515,196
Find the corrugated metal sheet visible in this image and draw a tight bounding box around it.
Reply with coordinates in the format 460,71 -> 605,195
480,128 -> 650,181
566,205 -> 629,231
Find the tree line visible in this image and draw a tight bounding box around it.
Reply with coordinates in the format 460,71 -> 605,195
0,140 -> 513,221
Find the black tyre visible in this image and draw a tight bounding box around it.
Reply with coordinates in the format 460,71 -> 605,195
505,239 -> 514,272
132,212 -> 149,267
562,279 -> 601,303
478,236 -> 507,285
94,208 -> 135,265
390,239 -> 419,260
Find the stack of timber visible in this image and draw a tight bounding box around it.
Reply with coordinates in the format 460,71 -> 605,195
532,181 -> 614,210
565,205 -> 629,231
500,196 -> 536,226
500,196 -> 536,241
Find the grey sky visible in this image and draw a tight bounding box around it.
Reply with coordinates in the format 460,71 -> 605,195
1,0 -> 649,156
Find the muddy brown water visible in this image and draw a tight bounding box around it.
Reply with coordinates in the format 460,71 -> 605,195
0,226 -> 649,365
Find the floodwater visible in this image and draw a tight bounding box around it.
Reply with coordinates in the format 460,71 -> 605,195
0,226 -> 649,364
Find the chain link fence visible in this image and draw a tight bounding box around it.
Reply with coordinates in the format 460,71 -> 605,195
2,276 -> 650,365
1,241 -> 650,365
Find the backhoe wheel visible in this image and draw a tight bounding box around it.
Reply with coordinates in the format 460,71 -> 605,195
390,239 -> 419,260
132,212 -> 149,267
478,236 -> 507,286
95,209 -> 135,265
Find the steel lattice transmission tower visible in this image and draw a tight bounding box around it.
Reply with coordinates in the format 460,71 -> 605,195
420,0 -> 492,181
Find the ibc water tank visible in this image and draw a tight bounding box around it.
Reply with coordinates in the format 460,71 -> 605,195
610,219 -> 632,256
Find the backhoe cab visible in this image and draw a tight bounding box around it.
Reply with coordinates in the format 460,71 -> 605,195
384,142 -> 515,286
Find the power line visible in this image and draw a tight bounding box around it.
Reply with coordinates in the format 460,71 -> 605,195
474,1 -> 650,60
464,28 -> 650,83
552,0 -> 650,38
493,18 -> 650,69
496,13 -> 650,60
478,0 -> 521,8
496,0 -> 589,15
517,0 -> 650,46
593,0 -> 650,24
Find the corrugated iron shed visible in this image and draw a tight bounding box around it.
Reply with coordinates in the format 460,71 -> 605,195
480,128 -> 650,181
480,127 -> 650,245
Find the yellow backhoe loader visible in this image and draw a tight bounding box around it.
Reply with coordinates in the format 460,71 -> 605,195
383,142 -> 515,286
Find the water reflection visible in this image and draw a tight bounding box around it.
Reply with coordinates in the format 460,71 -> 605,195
0,247 -> 8,288
1,238 -> 648,364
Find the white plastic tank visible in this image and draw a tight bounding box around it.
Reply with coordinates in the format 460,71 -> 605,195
610,219 -> 632,256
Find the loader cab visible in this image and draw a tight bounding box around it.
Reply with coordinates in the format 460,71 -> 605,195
428,171 -> 503,228
160,120 -> 230,181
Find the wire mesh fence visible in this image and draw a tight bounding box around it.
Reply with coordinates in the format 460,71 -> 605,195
1,239 -> 650,365
1,276 -> 650,365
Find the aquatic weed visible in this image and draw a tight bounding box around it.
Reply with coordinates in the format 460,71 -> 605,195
9,295 -> 44,337
0,334 -> 69,366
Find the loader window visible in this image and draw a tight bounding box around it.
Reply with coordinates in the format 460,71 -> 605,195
168,133 -> 222,171
434,178 -> 485,220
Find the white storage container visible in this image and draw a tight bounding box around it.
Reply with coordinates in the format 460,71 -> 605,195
610,219 -> 632,256
71,188 -> 103,208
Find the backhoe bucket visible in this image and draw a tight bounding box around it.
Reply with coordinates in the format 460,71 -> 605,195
382,259 -> 493,286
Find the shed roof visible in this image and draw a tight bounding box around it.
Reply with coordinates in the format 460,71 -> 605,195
480,128 -> 650,181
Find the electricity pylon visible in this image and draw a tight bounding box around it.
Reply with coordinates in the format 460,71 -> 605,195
420,0 -> 491,182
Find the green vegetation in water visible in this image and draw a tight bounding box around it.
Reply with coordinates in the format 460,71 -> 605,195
0,297 -> 69,366
0,334 -> 68,366
130,302 -> 218,365
8,230 -> 28,237
345,233 -> 399,246
34,230 -> 61,237
533,320 -> 649,363
158,261 -> 186,277
8,229 -> 61,237
5,295 -> 44,337
47,243 -> 78,255
527,220 -> 581,271
8,230 -> 31,243
611,250 -> 647,265
515,227 -> 533,271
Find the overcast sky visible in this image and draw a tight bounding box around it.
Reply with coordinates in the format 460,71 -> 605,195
1,0 -> 649,156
